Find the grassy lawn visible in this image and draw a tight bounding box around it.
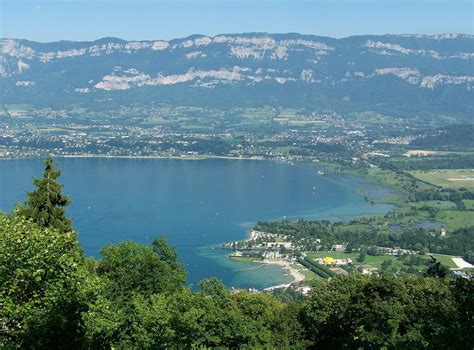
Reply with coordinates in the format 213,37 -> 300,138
307,252 -> 360,260
292,262 -> 321,282
366,168 -> 434,195
229,256 -> 262,263
462,199 -> 474,210
367,168 -> 407,188
435,210 -> 474,230
410,169 -> 474,189
430,254 -> 458,268
412,200 -> 457,210
305,252 -> 423,270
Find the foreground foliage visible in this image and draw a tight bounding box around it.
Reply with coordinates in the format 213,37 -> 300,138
0,215 -> 83,348
302,274 -> 472,349
1,214 -> 472,349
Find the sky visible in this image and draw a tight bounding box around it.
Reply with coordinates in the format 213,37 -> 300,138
1,0 -> 473,42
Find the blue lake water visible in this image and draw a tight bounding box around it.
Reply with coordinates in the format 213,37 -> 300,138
0,158 -> 394,289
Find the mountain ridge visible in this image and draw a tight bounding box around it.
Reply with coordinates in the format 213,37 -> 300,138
3,32 -> 473,44
1,32 -> 473,120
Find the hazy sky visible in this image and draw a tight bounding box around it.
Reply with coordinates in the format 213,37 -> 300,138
1,0 -> 473,42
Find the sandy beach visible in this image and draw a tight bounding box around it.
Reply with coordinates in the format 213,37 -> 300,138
262,259 -> 305,290
238,230 -> 305,290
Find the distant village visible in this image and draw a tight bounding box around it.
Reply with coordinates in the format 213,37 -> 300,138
224,227 -> 471,294
224,229 -> 420,261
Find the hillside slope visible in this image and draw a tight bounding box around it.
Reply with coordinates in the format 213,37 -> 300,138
1,33 -> 473,119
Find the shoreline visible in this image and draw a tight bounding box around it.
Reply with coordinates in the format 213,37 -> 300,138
230,230 -> 306,290
61,154 -> 266,161
230,254 -> 305,290
0,154 -> 268,161
261,259 -> 305,290
0,154 -> 322,168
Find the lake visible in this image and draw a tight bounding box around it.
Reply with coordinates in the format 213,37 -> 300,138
0,158 -> 394,289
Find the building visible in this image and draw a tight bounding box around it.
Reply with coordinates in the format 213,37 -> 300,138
440,226 -> 447,238
315,257 -> 352,266
323,257 -> 335,265
295,286 -> 312,295
332,244 -> 346,252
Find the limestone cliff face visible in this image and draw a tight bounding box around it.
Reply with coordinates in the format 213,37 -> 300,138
1,33 -> 473,117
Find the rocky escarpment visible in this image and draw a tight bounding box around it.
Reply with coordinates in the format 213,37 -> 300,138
1,33 -> 473,117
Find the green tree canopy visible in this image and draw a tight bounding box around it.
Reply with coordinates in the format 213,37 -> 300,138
97,238 -> 187,299
300,274 -> 467,349
426,255 -> 450,278
17,155 -> 72,232
0,215 -> 84,349
357,252 -> 366,262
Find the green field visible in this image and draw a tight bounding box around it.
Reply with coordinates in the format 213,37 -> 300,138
412,200 -> 457,210
365,168 -> 433,199
430,254 -> 458,268
291,262 -> 321,283
436,210 -> 474,230
305,252 -> 425,271
462,199 -> 474,210
410,169 -> 474,189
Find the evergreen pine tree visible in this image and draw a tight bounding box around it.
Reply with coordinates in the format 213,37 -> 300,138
17,155 -> 72,232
